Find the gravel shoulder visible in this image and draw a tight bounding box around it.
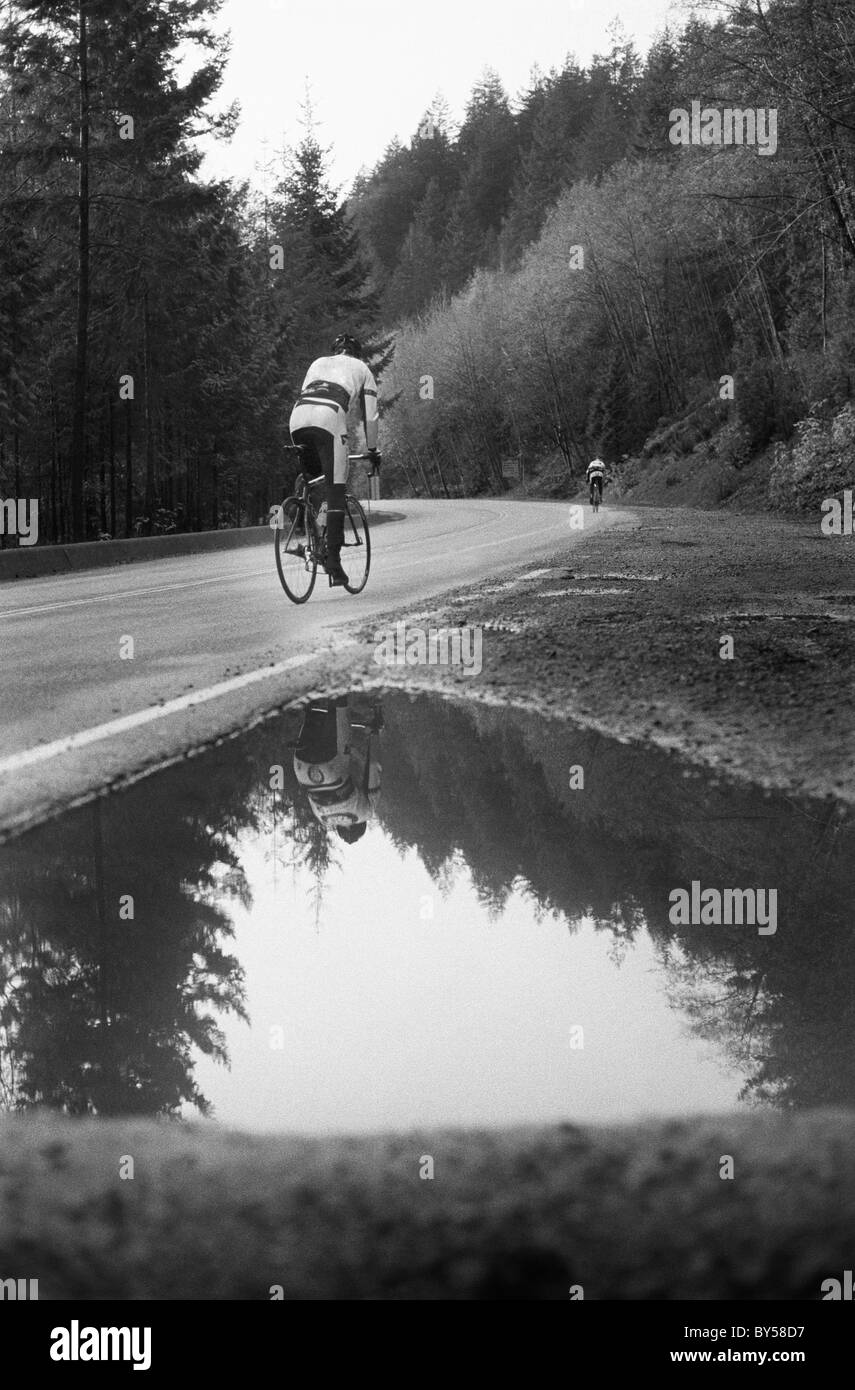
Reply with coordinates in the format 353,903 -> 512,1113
349,505 -> 855,805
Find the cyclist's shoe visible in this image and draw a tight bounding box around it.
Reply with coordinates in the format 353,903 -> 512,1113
327,562 -> 349,587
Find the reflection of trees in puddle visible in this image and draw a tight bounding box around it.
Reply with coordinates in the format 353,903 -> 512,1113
0,784 -> 249,1118
374,693 -> 855,1110
659,905 -> 855,1110
1,689 -> 852,1118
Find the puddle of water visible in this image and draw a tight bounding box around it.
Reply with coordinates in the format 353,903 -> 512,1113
0,691 -> 852,1132
572,573 -> 664,582
523,570 -> 662,584
539,587 -> 632,597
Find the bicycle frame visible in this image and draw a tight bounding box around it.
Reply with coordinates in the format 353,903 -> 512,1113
273,447 -> 373,600
281,444 -> 376,513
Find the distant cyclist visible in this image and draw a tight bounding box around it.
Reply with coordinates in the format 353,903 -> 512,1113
587,457 -> 606,507
289,334 -> 381,586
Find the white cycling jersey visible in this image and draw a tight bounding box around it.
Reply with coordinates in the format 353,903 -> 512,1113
587,458 -> 606,479
291,354 -> 380,450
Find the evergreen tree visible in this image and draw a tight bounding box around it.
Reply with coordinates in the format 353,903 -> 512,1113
499,59 -> 588,264
633,30 -> 684,158
274,115 -> 378,351
448,69 -> 517,268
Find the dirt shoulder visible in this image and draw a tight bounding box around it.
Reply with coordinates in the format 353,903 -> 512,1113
349,505 -> 855,805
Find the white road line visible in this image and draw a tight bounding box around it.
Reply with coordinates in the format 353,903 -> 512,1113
0,567 -> 277,618
0,644 -> 355,777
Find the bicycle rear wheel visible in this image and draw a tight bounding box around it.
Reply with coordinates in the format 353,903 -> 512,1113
274,497 -> 318,604
342,495 -> 371,594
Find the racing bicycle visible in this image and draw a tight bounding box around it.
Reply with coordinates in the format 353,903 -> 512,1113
272,447 -> 375,604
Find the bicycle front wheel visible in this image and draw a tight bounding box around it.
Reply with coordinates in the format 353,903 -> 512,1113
274,497 -> 318,604
342,495 -> 371,595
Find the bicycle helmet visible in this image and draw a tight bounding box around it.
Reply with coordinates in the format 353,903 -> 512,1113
333,333 -> 363,359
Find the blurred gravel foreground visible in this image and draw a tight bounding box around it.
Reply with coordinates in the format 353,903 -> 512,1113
1,1109 -> 854,1299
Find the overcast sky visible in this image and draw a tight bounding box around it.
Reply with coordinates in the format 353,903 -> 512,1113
199,0 -> 680,194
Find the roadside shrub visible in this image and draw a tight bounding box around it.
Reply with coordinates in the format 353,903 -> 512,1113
768,403 -> 855,513
612,455 -> 641,492
714,420 -> 752,470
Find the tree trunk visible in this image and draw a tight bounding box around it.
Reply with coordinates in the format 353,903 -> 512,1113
821,226 -> 828,355
124,402 -> 133,536
108,394 -> 116,535
50,393 -> 58,543
412,449 -> 434,497
143,287 -> 155,522
431,448 -> 451,498
98,409 -> 106,533
70,1 -> 90,541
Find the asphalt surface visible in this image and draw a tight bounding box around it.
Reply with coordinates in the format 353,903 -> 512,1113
0,499 -> 627,838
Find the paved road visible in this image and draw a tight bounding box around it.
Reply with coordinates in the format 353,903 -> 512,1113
0,500 -> 627,837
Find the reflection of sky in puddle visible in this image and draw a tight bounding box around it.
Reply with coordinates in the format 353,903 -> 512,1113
2,688 -> 853,1132
193,827 -> 743,1134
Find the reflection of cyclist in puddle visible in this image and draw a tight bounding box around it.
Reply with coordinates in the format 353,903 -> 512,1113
293,697 -> 383,844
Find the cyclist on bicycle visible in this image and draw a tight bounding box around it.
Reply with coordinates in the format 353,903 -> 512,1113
289,334 -> 381,586
587,457 -> 606,506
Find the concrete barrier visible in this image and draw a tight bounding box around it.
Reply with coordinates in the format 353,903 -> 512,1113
1,1109 -> 853,1299
0,511 -> 403,583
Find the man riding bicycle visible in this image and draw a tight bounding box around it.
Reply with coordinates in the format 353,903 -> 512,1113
587,457 -> 606,506
289,334 -> 381,586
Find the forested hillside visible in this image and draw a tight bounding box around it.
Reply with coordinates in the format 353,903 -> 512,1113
1,2 -> 853,543
351,7 -> 855,508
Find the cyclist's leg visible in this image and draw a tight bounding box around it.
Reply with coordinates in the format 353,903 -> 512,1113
290,422 -> 327,480
290,409 -> 328,535
291,420 -> 338,542
325,426 -> 350,584
289,428 -> 320,535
